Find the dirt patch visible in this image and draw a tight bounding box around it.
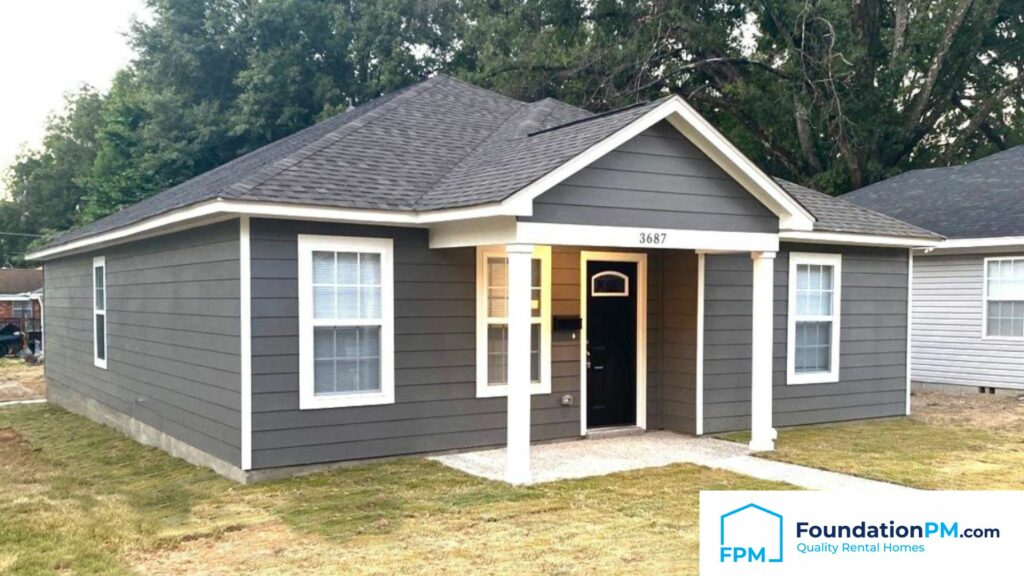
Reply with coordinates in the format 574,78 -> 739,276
913,390 -> 1024,431
128,519 -> 332,576
0,359 -> 44,402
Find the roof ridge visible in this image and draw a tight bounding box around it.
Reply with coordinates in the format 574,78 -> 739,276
431,73 -> 527,106
222,77 -> 442,201
408,98 -> 532,209
527,96 -> 669,137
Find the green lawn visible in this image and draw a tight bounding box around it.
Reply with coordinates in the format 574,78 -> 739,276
722,391 -> 1024,490
0,405 -> 788,575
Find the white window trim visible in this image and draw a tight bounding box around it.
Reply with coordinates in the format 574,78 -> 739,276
92,256 -> 107,369
982,256 -> 1024,341
787,252 -> 842,385
297,234 -> 395,409
590,270 -> 630,297
475,245 -> 552,398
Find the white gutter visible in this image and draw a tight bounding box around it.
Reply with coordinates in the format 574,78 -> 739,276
780,230 -> 942,248
26,199 -> 527,261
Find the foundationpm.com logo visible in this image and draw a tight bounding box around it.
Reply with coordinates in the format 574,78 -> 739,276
719,503 -> 784,564
701,491 -> 1023,576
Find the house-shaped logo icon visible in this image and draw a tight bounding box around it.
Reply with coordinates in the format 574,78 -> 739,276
719,503 -> 784,563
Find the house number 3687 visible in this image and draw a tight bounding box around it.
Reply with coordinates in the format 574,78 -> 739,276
639,232 -> 667,245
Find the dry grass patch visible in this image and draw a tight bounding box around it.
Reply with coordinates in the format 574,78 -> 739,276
0,358 -> 45,402
722,391 -> 1024,490
0,405 -> 791,575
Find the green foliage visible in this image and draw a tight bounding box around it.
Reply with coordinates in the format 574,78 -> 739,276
1,88 -> 104,266
449,0 -> 1024,192
3,0 -> 1022,265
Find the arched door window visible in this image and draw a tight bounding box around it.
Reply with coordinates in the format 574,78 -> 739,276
591,270 -> 629,297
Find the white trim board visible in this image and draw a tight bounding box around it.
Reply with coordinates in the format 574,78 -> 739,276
513,223 -> 778,252
905,248 -> 913,416
239,216 -> 252,470
780,230 -> 940,248
695,252 -> 705,435
932,236 -> 1024,250
579,251 -> 648,436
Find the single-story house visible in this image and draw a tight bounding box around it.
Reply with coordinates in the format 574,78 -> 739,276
27,75 -> 941,483
845,146 -> 1024,393
0,268 -> 43,332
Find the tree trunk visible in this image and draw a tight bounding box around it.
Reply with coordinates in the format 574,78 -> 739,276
904,0 -> 975,131
794,100 -> 822,172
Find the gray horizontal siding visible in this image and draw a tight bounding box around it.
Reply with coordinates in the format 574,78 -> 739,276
660,250 -> 698,434
912,252 -> 1024,389
44,220 -> 242,465
249,220 -> 580,469
249,224 -> 694,469
521,122 -> 779,233
702,244 -> 909,433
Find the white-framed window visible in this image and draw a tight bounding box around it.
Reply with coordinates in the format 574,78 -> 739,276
984,257 -> 1024,339
475,245 -> 551,398
297,235 -> 395,409
93,256 -> 107,369
787,252 -> 841,384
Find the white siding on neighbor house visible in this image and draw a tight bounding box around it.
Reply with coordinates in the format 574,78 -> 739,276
912,253 -> 1024,389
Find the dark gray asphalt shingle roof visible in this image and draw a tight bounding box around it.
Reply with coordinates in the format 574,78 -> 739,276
842,146 -> 1024,239
775,179 -> 941,240
43,74 -> 935,250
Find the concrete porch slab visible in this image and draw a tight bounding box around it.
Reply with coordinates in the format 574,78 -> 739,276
430,431 -> 912,491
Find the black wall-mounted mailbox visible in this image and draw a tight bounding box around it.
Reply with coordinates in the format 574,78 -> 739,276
553,315 -> 583,332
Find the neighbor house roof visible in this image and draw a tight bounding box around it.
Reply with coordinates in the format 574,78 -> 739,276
775,179 -> 941,240
842,146 -> 1024,239
36,74 -> 932,254
0,269 -> 43,295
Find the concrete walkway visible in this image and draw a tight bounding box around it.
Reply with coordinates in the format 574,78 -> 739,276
431,431 -> 912,491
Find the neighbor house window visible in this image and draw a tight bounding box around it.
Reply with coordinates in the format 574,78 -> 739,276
787,252 -> 841,384
298,235 -> 394,409
93,256 -> 107,369
476,246 -> 551,397
984,257 -> 1024,339
12,301 -> 31,319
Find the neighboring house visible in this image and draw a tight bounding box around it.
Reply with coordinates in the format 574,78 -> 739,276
0,268 -> 43,333
27,76 -> 940,483
845,147 -> 1024,393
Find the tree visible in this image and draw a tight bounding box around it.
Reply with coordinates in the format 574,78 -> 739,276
450,0 -> 1024,191
0,88 -> 104,266
4,0 -> 1022,266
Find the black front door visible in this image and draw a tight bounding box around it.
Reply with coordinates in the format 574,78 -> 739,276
586,260 -> 637,428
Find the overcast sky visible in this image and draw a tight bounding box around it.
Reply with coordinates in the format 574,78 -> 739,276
0,0 -> 150,196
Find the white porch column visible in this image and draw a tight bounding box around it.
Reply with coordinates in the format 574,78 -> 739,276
506,243 -> 534,484
749,251 -> 777,451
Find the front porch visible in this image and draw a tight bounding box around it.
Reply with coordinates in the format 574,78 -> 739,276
431,430 -> 909,490
460,236 -> 781,485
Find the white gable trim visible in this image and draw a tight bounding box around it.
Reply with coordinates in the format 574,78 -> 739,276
500,96 -> 815,231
